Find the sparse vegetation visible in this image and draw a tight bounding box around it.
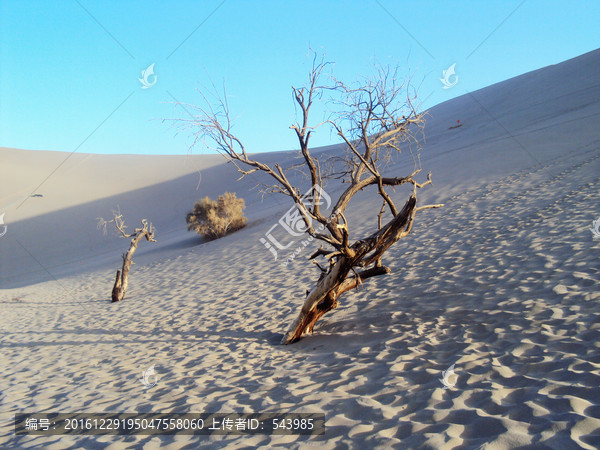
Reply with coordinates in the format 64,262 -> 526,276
186,192 -> 247,241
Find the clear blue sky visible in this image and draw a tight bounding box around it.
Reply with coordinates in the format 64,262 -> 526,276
1,0 -> 598,155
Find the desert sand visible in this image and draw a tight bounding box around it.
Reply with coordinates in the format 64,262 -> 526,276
1,49 -> 599,448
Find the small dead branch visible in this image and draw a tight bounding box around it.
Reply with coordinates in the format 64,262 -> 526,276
98,210 -> 156,302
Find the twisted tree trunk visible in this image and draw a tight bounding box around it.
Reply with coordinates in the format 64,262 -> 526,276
112,231 -> 145,302
281,196 -> 417,344
103,217 -> 156,303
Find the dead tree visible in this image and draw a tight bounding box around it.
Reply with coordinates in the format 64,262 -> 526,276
175,54 -> 442,344
98,211 -> 156,302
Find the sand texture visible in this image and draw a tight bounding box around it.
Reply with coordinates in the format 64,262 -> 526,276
1,49 -> 600,448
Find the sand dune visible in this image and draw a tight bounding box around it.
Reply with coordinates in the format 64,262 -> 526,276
1,49 -> 599,448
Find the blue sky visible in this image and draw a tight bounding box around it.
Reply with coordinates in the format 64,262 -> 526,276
1,0 -> 598,155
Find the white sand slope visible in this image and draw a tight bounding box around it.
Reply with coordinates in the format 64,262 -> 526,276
1,49 -> 599,448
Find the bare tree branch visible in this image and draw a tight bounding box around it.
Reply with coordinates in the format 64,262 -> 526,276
98,210 -> 156,302
171,51 -> 443,344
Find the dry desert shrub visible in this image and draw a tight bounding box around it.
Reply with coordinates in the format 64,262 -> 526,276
186,192 -> 247,240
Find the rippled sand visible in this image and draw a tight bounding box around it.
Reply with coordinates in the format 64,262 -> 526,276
1,49 -> 599,449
